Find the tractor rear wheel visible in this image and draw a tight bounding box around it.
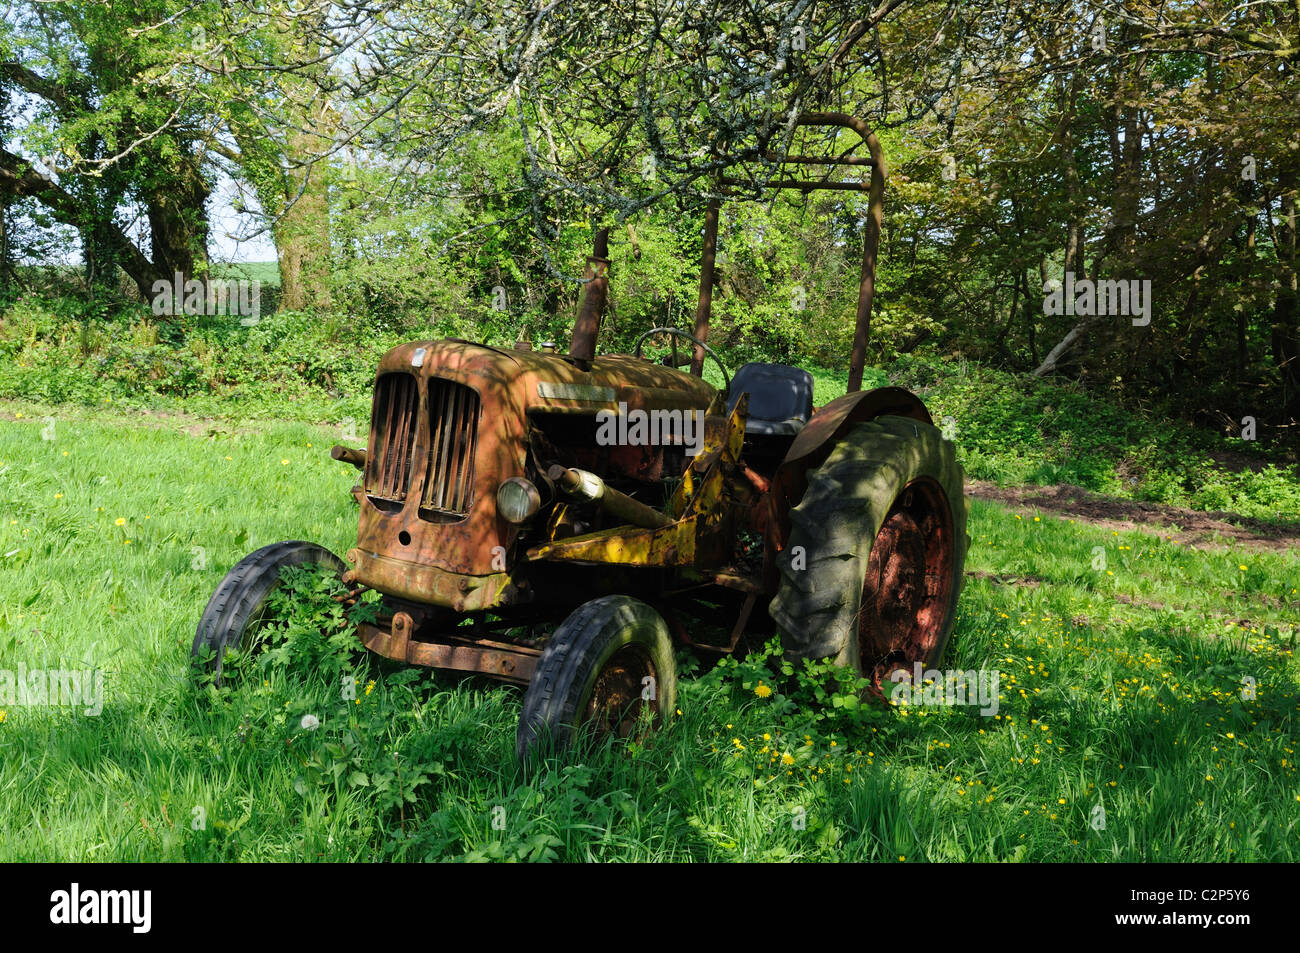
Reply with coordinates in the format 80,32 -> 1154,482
192,541 -> 345,682
769,415 -> 968,695
516,595 -> 676,762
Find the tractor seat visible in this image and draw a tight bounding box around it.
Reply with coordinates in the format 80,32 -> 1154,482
725,362 -> 814,436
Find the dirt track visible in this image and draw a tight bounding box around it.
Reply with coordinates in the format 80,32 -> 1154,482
967,480 -> 1300,553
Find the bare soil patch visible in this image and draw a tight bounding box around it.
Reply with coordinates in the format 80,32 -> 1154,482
967,480 -> 1300,553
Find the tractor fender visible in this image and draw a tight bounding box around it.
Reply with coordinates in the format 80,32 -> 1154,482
766,386 -> 933,548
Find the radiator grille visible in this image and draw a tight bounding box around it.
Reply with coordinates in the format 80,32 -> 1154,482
421,378 -> 479,518
365,373 -> 420,507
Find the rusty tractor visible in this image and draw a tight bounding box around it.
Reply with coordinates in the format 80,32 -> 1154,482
193,113 -> 969,760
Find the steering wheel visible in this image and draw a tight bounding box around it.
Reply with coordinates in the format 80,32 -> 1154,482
632,327 -> 731,396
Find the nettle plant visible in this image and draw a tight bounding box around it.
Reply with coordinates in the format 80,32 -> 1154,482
702,637 -> 890,733
258,565 -> 379,678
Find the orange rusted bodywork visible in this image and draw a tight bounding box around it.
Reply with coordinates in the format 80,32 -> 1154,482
348,339 -> 714,610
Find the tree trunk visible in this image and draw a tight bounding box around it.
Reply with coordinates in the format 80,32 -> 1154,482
274,122 -> 333,312
1272,171 -> 1299,417
146,154 -> 210,288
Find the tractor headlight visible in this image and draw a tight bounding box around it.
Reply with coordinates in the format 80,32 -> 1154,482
497,477 -> 542,524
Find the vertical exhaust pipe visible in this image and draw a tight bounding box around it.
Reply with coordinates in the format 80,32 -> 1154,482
569,228 -> 610,368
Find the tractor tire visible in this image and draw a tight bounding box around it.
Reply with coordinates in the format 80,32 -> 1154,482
517,595 -> 677,762
192,541 -> 345,682
769,415 -> 968,693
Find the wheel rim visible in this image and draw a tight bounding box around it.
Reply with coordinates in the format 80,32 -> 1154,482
858,477 -> 956,693
582,643 -> 659,741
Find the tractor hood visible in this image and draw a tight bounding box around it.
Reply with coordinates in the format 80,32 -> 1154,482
374,338 -> 716,415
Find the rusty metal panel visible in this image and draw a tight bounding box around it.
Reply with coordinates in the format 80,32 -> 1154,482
781,387 -> 932,471
359,622 -> 538,684
349,546 -> 519,610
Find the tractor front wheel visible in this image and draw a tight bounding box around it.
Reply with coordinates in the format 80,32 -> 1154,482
192,540 -> 345,682
517,595 -> 677,762
770,415 -> 968,696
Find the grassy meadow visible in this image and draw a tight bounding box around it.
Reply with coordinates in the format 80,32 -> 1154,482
0,398 -> 1296,861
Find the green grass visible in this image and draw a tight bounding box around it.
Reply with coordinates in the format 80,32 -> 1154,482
210,261 -> 281,287
1,403 -> 1296,861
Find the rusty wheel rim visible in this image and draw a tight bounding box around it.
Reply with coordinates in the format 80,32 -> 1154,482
858,478 -> 955,695
582,644 -> 658,742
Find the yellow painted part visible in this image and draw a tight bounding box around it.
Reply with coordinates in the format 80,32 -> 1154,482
525,516 -> 698,566
724,393 -> 748,462
528,395 -> 747,568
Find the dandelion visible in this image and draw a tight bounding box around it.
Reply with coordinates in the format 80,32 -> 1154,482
0,711 -> 6,724
114,518 -> 126,526
280,459 -> 290,466
754,683 -> 772,699
781,753 -> 795,765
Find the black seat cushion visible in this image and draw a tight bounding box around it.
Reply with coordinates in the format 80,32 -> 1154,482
725,362 -> 814,435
